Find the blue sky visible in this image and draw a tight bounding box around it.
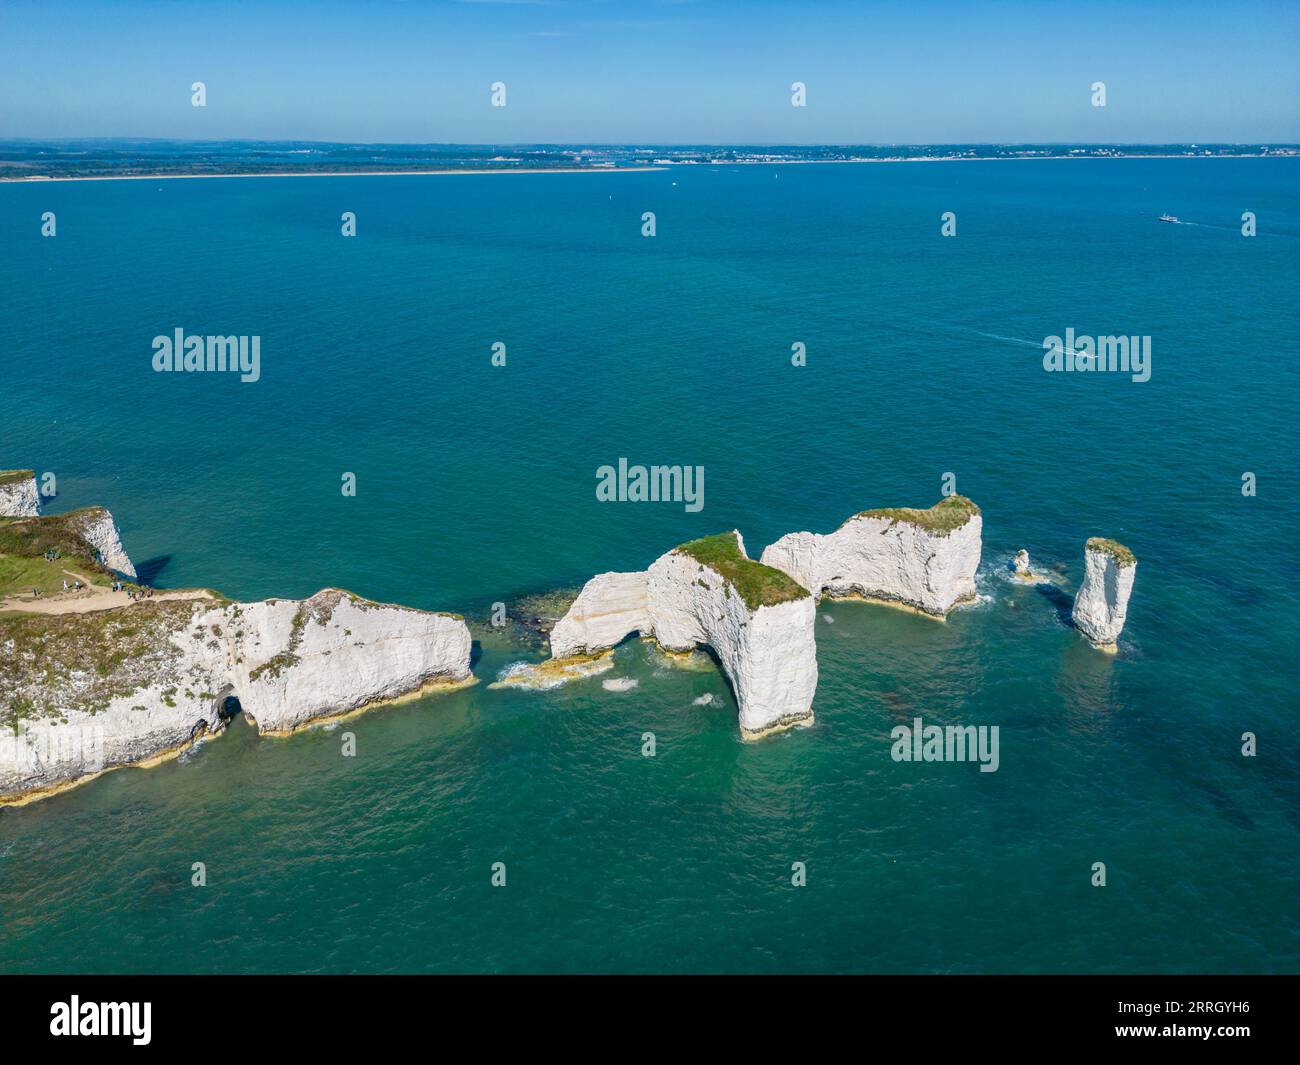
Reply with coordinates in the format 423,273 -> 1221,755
1,0 -> 1296,143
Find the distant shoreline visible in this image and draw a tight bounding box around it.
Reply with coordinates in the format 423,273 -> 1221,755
0,166 -> 667,184
1,153 -> 1291,183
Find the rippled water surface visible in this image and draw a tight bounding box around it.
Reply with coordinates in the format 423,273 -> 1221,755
1,159 -> 1297,972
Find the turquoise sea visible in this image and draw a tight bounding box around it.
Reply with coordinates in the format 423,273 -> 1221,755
1,157 -> 1297,973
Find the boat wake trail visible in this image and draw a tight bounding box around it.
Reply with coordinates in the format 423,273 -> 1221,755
1166,219 -> 1299,239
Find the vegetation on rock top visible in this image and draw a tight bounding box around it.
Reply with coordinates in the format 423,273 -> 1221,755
0,600 -> 202,728
848,495 -> 980,536
674,531 -> 810,610
0,512 -> 115,598
1087,537 -> 1137,567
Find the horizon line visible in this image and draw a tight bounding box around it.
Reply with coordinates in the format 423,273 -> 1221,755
2,137 -> 1299,149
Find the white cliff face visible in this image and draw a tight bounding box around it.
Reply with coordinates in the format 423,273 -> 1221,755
0,472 -> 41,517
1071,539 -> 1137,649
550,531 -> 818,739
646,547 -> 818,738
0,589 -> 473,802
549,571 -> 649,658
230,591 -> 473,734
70,507 -> 137,579
760,497 -> 982,616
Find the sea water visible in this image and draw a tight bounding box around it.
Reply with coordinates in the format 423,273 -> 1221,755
0,157 -> 1297,972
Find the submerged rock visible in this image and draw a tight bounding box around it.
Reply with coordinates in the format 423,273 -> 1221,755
494,586 -> 581,645
759,496 -> 982,616
1071,538 -> 1137,650
645,642 -> 716,671
489,651 -> 614,690
550,530 -> 818,739
0,589 -> 473,803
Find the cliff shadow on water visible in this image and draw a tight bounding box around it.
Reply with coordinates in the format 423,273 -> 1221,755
1034,582 -> 1075,626
132,554 -> 173,586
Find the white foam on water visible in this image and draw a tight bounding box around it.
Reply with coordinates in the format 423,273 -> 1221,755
489,654 -> 615,691
178,737 -> 207,764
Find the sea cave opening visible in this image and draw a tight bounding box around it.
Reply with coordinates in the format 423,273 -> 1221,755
215,685 -> 243,723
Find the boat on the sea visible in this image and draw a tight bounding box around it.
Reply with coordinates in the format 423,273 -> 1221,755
1158,213 -> 1180,223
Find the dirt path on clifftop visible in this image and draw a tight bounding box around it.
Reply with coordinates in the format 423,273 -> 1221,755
0,570 -> 214,615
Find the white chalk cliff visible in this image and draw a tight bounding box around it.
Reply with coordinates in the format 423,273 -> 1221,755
0,471 -> 41,517
1071,538 -> 1137,650
549,570 -> 649,658
760,496 -> 982,616
550,531 -> 818,739
67,507 -> 137,579
0,589 -> 473,802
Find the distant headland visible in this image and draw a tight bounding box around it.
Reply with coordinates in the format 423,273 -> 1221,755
0,140 -> 1295,181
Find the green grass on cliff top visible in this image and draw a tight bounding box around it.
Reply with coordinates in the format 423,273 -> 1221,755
0,469 -> 35,487
0,511 -> 114,598
847,494 -> 980,536
674,531 -> 809,610
1087,537 -> 1137,566
0,600 -> 200,727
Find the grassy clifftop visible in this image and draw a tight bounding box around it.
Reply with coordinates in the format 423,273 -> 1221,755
0,469 -> 35,488
848,495 -> 980,536
1087,537 -> 1137,567
674,531 -> 810,610
0,510 -> 116,599
0,600 -> 202,729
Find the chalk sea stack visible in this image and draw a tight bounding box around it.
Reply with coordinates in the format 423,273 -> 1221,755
1071,537 -> 1137,651
550,530 -> 818,739
760,496 -> 982,617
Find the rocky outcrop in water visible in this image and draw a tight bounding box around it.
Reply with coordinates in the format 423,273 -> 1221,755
1071,538 -> 1136,650
550,531 -> 818,739
759,496 -> 982,617
0,471 -> 41,517
0,589 -> 473,803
